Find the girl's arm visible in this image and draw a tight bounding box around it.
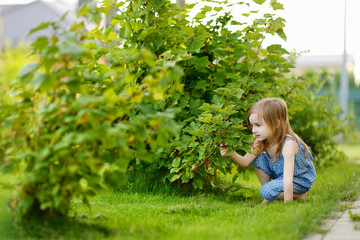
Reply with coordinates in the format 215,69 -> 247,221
282,140 -> 298,203
220,148 -> 257,167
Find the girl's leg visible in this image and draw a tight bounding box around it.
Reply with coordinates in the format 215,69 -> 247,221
260,178 -> 309,203
254,168 -> 273,204
275,181 -> 309,201
275,192 -> 307,201
294,192 -> 307,200
254,167 -> 271,186
259,178 -> 283,203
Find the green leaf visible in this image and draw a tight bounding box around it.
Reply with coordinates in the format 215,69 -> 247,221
59,43 -> 85,58
216,157 -> 228,167
170,174 -> 181,182
150,32 -> 164,48
232,174 -> 239,184
107,32 -> 117,40
115,158 -> 131,171
200,114 -> 212,123
253,0 -> 266,5
230,20 -> 243,25
65,76 -> 81,92
29,72 -> 52,91
103,88 -> 118,107
195,80 -> 209,89
266,44 -> 289,54
194,12 -> 206,20
192,178 -> 204,189
59,12 -> 68,21
198,103 -> 210,111
154,0 -> 163,8
243,169 -> 250,181
184,122 -> 203,137
17,63 -> 39,78
0,161 -> 17,173
271,0 -> 284,10
179,94 -> 191,108
214,88 -> 230,96
213,49 -> 227,57
188,39 -> 205,53
189,99 -> 201,110
244,32 -> 263,40
138,27 -> 156,40
32,37 -> 49,51
270,17 -> 286,32
19,195 -> 34,211
188,57 -> 211,69
28,22 -> 52,36
226,148 -> 233,155
201,6 -> 212,13
234,89 -> 244,99
172,157 -> 181,168
77,1 -> 89,17
276,28 -> 287,41
213,94 -> 223,105
104,25 -> 114,37
104,170 -> 128,188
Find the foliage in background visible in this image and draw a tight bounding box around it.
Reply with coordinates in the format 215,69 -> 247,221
321,71 -> 359,89
0,41 -> 37,100
313,70 -> 360,128
282,72 -> 350,167
0,0 -> 351,223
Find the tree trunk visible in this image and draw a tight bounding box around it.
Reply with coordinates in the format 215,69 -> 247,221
176,0 -> 185,8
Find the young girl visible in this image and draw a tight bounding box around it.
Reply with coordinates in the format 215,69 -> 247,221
220,98 -> 316,203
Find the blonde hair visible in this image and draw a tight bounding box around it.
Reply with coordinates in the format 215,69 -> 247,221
247,97 -> 309,162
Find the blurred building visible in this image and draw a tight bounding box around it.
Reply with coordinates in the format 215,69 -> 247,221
293,54 -> 360,127
293,55 -> 355,75
0,0 -> 78,47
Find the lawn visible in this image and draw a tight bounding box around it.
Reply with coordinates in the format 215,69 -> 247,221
337,131 -> 360,162
1,152 -> 360,239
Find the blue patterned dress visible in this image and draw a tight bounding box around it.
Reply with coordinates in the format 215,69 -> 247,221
252,137 -> 316,201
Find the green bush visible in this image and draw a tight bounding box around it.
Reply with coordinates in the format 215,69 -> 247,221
0,2 -> 181,222
115,0 -> 292,190
288,74 -> 350,167
117,0 -> 350,191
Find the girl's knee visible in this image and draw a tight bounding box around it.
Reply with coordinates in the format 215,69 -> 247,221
260,186 -> 274,201
260,183 -> 282,201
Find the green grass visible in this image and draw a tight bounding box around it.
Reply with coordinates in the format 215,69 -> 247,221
1,161 -> 360,240
349,210 -> 360,222
337,130 -> 360,161
338,143 -> 360,161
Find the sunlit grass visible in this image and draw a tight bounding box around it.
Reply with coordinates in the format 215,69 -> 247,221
337,130 -> 360,161
1,160 -> 359,240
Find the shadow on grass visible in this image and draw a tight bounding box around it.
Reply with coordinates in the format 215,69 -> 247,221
3,215 -> 116,239
123,164 -> 257,202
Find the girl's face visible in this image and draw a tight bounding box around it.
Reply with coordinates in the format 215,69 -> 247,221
249,113 -> 270,141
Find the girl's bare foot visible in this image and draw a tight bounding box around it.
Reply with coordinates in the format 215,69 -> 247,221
262,199 -> 271,204
294,192 -> 307,200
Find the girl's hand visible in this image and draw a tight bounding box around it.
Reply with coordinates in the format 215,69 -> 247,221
220,145 -> 256,167
220,145 -> 233,157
